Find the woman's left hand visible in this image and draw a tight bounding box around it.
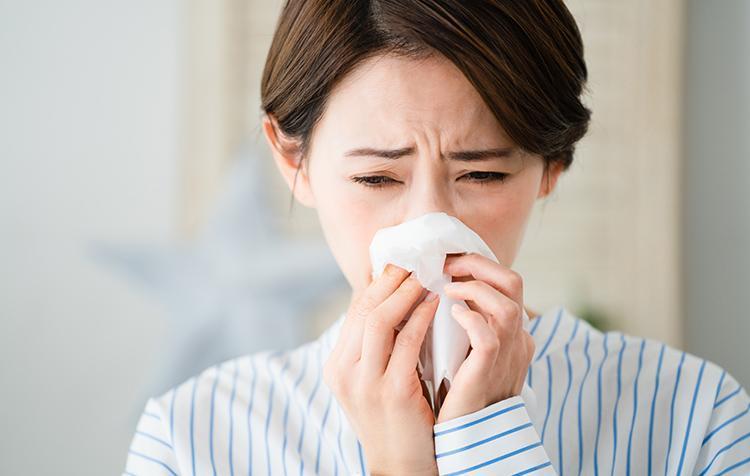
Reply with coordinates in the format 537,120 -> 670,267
435,252 -> 536,424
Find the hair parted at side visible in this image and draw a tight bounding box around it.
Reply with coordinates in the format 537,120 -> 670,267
261,0 -> 591,172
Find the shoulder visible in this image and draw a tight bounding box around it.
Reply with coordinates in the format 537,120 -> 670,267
534,307 -> 718,375
151,313 -> 344,414
529,307 -> 749,467
149,339 -> 323,418
592,325 -> 738,405
125,339 -> 326,473
531,306 -> 747,409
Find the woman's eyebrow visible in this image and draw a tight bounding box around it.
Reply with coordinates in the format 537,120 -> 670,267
343,146 -> 517,161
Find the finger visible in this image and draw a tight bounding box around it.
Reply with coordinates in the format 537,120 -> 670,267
514,331 -> 536,390
328,286 -> 365,361
450,303 -> 499,377
386,292 -> 440,376
443,252 -> 523,303
360,274 -> 426,377
340,263 -> 411,363
443,280 -> 523,336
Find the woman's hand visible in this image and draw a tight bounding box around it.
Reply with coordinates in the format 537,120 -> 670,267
323,263 -> 441,476
436,252 -> 536,424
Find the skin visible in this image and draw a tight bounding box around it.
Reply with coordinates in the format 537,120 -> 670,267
262,52 -> 564,475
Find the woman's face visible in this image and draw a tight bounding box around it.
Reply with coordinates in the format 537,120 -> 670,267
264,53 -> 563,296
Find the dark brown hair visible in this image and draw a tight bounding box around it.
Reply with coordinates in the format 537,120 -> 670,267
261,0 -> 591,182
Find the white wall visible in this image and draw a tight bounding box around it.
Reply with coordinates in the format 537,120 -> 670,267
683,0 -> 750,386
0,1 -> 181,473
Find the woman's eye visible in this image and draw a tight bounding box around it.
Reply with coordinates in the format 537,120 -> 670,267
351,175 -> 398,188
460,171 -> 509,184
351,172 -> 508,189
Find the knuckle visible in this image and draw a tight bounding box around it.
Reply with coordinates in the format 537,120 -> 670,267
507,270 -> 524,292
492,301 -> 521,332
525,333 -> 536,358
365,314 -> 387,333
395,330 -> 419,349
501,300 -> 522,319
353,295 -> 377,319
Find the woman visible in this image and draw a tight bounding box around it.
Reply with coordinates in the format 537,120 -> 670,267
124,1 -> 750,475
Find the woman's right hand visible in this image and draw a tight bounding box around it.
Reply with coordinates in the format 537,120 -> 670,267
323,263 -> 441,476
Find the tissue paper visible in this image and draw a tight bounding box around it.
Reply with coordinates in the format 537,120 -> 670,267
368,211 -> 529,417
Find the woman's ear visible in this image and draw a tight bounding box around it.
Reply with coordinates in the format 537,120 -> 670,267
537,160 -> 564,199
261,114 -> 316,208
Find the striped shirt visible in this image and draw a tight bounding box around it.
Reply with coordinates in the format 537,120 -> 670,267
124,305 -> 750,475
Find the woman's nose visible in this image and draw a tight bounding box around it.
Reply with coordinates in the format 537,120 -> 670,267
401,171 -> 455,222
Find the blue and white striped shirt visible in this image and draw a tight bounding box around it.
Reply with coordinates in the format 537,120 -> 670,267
124,305 -> 750,475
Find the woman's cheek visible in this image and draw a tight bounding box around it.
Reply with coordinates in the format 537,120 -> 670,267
457,207 -> 528,266
334,212 -> 383,289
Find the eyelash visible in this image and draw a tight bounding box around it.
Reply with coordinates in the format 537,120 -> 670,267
351,171 -> 509,189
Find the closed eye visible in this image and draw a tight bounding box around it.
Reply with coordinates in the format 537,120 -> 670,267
350,171 -> 509,189
460,171 -> 509,184
350,175 -> 399,188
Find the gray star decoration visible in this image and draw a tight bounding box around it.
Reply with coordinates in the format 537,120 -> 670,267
90,140 -> 347,397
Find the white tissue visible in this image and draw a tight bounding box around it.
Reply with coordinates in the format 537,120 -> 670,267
368,211 -> 529,417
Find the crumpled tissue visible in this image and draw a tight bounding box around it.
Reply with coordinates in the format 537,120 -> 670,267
368,211 -> 530,417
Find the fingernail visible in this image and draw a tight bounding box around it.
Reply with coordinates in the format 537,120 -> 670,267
425,291 -> 438,302
451,303 -> 464,314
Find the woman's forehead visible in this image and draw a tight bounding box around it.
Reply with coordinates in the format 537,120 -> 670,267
318,54 -> 511,151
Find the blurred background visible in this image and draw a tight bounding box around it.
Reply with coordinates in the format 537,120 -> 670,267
1,0 -> 748,474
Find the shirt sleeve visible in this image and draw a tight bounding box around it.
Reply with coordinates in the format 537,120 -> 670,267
692,371 -> 750,475
123,396 -> 181,476
432,395 -> 555,475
